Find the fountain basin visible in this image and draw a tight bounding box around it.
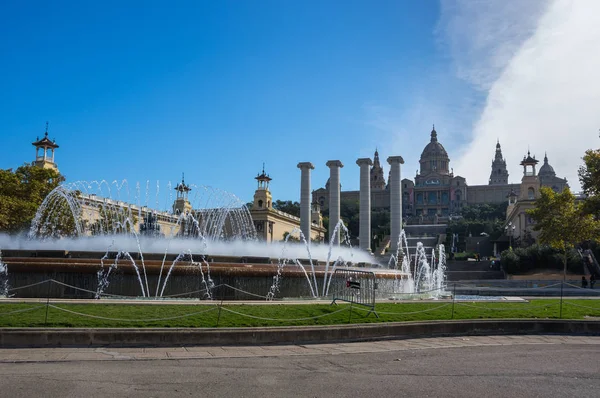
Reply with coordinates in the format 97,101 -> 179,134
2,252 -> 408,300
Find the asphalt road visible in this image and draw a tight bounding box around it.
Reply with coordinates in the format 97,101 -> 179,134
0,338 -> 598,397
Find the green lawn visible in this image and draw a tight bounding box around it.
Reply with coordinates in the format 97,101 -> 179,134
0,299 -> 598,328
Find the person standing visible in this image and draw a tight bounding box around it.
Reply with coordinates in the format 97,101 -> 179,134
590,274 -> 596,289
582,276 -> 588,288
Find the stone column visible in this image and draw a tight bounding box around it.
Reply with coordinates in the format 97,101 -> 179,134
356,158 -> 373,252
297,162 -> 315,243
387,156 -> 405,253
326,160 -> 344,245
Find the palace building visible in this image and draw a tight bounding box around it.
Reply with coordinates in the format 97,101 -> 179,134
313,126 -> 569,225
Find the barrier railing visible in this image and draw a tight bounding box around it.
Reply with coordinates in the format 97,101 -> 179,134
330,269 -> 378,318
0,280 -> 598,327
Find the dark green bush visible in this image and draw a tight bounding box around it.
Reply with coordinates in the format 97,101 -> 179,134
500,244 -> 584,274
453,251 -> 476,261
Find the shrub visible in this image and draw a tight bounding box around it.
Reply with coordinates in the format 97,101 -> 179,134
453,251 -> 476,261
500,244 -> 584,274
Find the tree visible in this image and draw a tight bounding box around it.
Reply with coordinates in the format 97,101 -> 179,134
460,202 -> 508,222
372,209 -> 390,243
340,199 -> 360,238
282,231 -> 300,242
272,200 -> 300,217
445,202 -> 508,252
527,187 -> 600,279
0,165 -> 64,233
578,149 -> 600,218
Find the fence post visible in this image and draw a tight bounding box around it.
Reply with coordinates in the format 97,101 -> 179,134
559,281 -> 563,319
348,297 -> 354,324
216,285 -> 224,328
451,283 -> 456,319
44,279 -> 51,326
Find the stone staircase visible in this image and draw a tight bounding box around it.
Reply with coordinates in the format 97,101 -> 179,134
444,260 -> 505,281
374,236 -> 391,256
403,224 -> 447,261
375,224 -> 447,264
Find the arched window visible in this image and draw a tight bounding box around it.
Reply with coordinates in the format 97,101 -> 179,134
528,187 -> 535,200
258,200 -> 263,208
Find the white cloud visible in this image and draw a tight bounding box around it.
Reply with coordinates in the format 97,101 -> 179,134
437,0 -> 549,90
364,0 -> 599,192
452,0 -> 600,190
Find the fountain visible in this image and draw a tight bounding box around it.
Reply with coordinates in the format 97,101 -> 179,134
0,251 -> 9,297
266,220 -> 355,300
28,180 -> 256,240
383,230 -> 448,299
1,180 -> 380,300
0,180 -> 446,300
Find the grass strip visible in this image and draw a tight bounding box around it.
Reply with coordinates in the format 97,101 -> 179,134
0,299 -> 597,328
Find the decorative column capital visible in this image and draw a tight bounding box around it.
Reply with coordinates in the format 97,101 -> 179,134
297,162 -> 315,170
356,158 -> 373,167
326,160 -> 344,168
387,156 -> 405,165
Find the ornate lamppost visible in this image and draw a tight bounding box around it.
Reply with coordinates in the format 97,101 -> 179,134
505,222 -> 516,249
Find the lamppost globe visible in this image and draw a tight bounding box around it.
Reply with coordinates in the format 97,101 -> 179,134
505,222 -> 516,248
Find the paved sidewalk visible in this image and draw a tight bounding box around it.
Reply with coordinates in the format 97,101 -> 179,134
0,334 -> 598,363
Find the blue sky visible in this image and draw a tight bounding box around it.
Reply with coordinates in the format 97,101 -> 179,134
1,0 -> 598,207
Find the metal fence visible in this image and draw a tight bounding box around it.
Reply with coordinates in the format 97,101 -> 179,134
330,269 -> 378,317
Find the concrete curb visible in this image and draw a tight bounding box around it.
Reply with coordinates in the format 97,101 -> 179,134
1,319 -> 599,348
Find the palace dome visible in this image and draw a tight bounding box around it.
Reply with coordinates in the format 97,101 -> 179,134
538,153 -> 556,177
420,126 -> 448,161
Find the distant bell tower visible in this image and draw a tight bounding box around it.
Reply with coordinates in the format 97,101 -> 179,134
32,122 -> 59,172
173,174 -> 193,215
519,151 -> 540,201
252,164 -> 273,210
370,149 -> 386,190
311,200 -> 323,229
489,140 -> 509,185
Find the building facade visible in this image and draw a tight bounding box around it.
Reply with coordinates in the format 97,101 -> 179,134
504,152 -> 544,244
249,167 -> 326,243
313,126 -> 569,225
